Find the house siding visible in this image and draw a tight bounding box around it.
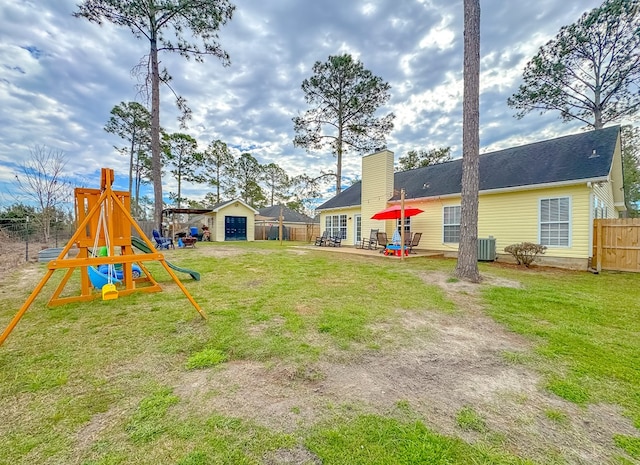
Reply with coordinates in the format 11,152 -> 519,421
592,181 -> 618,219
591,134 -> 623,218
609,134 -> 626,211
206,213 -> 219,241
407,185 -> 592,261
400,197 -> 459,254
319,206 -> 361,245
480,186 -> 591,259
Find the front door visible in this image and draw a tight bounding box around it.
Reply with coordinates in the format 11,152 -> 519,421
225,216 -> 247,241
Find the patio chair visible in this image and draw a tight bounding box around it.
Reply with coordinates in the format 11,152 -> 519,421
314,230 -> 329,246
359,229 -> 378,249
404,232 -> 413,248
376,231 -> 389,253
153,229 -> 174,249
328,234 -> 342,247
407,232 -> 422,254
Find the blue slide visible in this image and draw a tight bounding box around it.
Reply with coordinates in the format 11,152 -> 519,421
131,236 -> 200,281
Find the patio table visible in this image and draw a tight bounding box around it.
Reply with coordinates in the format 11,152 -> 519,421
383,244 -> 408,256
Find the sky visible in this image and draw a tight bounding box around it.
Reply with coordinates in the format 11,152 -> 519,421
0,0 -> 606,211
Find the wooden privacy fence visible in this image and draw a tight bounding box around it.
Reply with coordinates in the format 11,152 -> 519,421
255,224 -> 320,242
592,218 -> 640,272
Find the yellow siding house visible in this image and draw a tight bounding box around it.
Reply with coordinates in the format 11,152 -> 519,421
316,126 -> 626,269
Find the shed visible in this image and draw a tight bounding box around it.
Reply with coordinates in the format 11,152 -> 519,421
203,199 -> 259,242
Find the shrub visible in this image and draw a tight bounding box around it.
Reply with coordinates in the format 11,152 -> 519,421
504,242 -> 546,267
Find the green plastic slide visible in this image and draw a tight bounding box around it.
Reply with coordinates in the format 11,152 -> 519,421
131,236 -> 200,281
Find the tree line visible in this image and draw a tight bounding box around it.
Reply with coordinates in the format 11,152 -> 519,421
4,0 -> 640,281
104,100 -> 338,219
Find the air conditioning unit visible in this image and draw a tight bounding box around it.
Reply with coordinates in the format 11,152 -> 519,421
477,237 -> 496,261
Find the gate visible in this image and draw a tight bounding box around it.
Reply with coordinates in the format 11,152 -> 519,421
592,219 -> 640,272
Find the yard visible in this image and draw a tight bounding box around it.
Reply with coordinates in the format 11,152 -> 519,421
0,241 -> 638,464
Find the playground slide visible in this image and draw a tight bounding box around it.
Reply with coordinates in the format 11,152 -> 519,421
131,236 -> 201,281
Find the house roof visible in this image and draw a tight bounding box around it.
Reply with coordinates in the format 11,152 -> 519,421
163,200 -> 260,216
258,205 -> 317,223
317,125 -> 620,210
163,208 -> 213,216
316,180 -> 363,210
207,199 -> 259,214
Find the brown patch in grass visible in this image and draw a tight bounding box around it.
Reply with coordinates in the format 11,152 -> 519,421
166,245 -> 247,259
263,445 -> 321,464
169,270 -> 636,464
294,303 -> 316,315
3,246 -> 633,464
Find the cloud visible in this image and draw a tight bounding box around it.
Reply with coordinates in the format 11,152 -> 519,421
0,0 -> 605,207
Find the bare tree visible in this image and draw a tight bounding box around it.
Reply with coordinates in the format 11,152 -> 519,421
455,0 -> 481,283
13,146 -> 73,243
622,125 -> 640,216
287,173 -> 335,218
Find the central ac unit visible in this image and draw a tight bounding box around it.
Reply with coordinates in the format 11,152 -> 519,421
477,237 -> 496,261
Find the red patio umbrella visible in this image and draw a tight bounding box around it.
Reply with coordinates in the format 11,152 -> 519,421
372,203 -> 424,259
371,204 -> 424,220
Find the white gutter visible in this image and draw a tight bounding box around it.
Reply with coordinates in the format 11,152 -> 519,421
315,204 -> 361,212
398,176 -> 610,203
587,181 -> 594,262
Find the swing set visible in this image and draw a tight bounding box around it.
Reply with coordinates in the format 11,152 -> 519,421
0,168 -> 206,347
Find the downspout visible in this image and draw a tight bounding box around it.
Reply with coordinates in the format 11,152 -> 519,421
586,181 -> 597,273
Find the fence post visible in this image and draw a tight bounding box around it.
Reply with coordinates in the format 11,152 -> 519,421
25,216 -> 29,262
595,219 -> 602,273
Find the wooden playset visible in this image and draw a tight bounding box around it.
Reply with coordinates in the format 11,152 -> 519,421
0,168 -> 206,346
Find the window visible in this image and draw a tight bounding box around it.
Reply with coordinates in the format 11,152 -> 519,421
540,197 -> 570,246
443,206 -> 460,243
594,196 -> 603,219
325,214 -> 347,239
396,217 -> 411,235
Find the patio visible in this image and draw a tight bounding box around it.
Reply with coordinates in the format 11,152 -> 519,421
299,244 -> 443,259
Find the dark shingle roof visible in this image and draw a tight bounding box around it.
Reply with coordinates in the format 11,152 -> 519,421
316,180 -> 362,210
317,126 -> 619,210
258,205 -> 317,223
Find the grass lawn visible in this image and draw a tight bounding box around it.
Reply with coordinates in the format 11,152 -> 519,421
0,241 -> 638,464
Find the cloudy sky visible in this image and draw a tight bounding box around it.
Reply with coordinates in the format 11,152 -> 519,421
0,0 -> 605,209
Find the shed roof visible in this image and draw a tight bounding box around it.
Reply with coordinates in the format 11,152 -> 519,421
206,199 -> 259,214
